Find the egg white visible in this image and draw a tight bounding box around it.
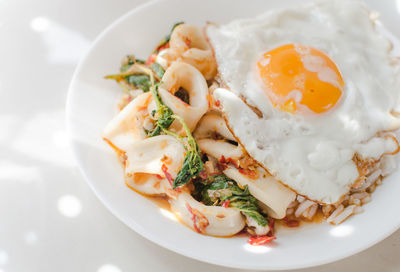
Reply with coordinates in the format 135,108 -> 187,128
207,0 -> 400,204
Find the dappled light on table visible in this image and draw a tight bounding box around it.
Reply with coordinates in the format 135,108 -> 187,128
57,195 -> 82,218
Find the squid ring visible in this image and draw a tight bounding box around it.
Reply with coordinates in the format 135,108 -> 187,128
194,113 -> 236,141
159,62 -> 209,132
170,191 -> 245,236
103,92 -> 152,151
168,24 -> 217,80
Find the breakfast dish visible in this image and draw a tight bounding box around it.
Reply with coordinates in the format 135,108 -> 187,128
102,0 -> 400,244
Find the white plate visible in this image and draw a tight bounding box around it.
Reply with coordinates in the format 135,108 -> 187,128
66,0 -> 400,269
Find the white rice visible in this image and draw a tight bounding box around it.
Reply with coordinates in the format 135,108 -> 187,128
361,195 -> 372,204
380,156 -> 397,176
350,192 -> 369,202
350,198 -> 361,206
367,184 -> 376,193
353,170 -> 381,192
295,200 -> 315,218
354,206 -> 364,214
286,156 -> 390,225
330,205 -> 357,225
287,200 -> 299,209
286,208 -> 294,215
322,205 -> 333,215
327,204 -> 344,224
303,204 -> 318,220
296,195 -> 305,203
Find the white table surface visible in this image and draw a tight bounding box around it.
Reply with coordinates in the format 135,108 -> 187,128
1,0 -> 400,271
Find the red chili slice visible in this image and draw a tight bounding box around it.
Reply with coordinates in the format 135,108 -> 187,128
216,155 -> 228,171
238,168 -> 259,179
185,203 -> 200,233
247,236 -> 276,246
216,162 -> 227,172
218,156 -> 240,170
184,37 -> 191,48
221,200 -> 230,208
155,42 -> 170,53
146,53 -> 157,65
161,164 -> 174,187
226,157 -> 239,168
185,203 -> 209,233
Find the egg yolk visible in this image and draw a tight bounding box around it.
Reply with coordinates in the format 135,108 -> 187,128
256,44 -> 344,114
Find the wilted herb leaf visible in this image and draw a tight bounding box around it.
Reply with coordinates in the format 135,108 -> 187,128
151,62 -> 165,79
200,175 -> 268,226
126,74 -> 151,92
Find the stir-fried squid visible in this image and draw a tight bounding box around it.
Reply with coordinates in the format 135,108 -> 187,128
103,20 -> 397,245
103,23 -> 275,240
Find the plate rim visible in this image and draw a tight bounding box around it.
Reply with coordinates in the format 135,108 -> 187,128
66,0 -> 400,269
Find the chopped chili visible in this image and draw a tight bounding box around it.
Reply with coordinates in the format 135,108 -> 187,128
238,168 -> 259,179
185,203 -> 209,233
247,235 -> 276,246
221,200 -> 230,208
184,37 -> 191,48
155,42 -> 170,53
161,164 -> 174,187
146,53 -> 157,66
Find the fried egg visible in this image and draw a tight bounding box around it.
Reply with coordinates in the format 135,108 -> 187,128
207,0 -> 400,204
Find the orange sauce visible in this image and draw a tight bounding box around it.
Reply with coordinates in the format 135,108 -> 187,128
310,209 -> 325,224
125,182 -> 171,210
145,194 -> 171,210
276,208 -> 325,231
125,182 -> 327,238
